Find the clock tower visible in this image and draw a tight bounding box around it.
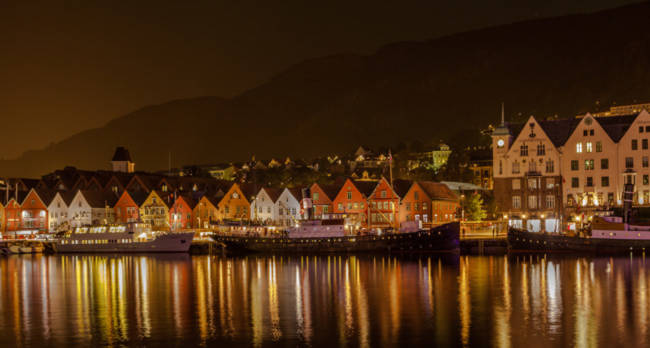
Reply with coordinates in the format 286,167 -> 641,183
492,103 -> 511,178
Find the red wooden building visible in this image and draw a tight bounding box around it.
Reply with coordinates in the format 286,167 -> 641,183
331,179 -> 377,229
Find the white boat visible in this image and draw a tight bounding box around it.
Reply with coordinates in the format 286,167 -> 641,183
54,223 -> 195,253
19,246 -> 33,253
8,245 -> 23,254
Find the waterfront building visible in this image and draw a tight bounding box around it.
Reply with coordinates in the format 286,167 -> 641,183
309,183 -> 342,219
139,190 -> 171,229
367,177 -> 400,229
170,195 -> 198,230
492,109 -> 650,232
47,191 -> 71,232
276,188 -> 303,227
216,183 -> 250,221
194,195 -> 220,228
250,187 -> 281,223
399,181 -> 460,226
68,190 -> 118,228
114,190 -> 147,224
20,188 -> 54,233
331,179 -> 377,229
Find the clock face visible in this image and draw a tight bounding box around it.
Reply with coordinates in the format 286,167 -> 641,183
233,192 -> 239,199
497,139 -> 505,148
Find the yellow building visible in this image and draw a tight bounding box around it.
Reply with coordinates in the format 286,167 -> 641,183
193,196 -> 220,228
139,190 -> 171,229
217,183 -> 250,221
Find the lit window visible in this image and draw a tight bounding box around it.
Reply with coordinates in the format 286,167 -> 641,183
576,143 -> 583,153
586,142 -> 592,152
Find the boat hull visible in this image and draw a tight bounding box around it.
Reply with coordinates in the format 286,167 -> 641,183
213,222 -> 460,254
508,228 -> 650,254
54,232 -> 195,253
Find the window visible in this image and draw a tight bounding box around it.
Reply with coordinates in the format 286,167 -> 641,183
313,192 -> 319,201
545,195 -> 555,209
545,160 -> 554,173
520,145 -> 528,156
346,191 -> 352,200
546,178 -> 555,189
645,175 -> 649,186
641,126 -> 644,133
644,157 -> 649,168
584,159 -> 594,170
414,191 -> 419,200
583,130 -> 588,136
537,144 -> 545,156
512,161 -> 520,174
499,160 -> 503,175
337,203 -> 343,210
601,158 -> 609,170
586,142 -> 593,153
644,139 -> 649,150
528,195 -> 537,209
512,179 -> 521,190
602,176 -> 609,187
512,196 -> 521,209
572,178 -> 579,188
647,126 -> 650,132
633,139 -> 638,150
608,193 -> 614,204
567,194 -> 575,206
528,178 -> 537,189
406,203 -> 411,211
596,141 -> 602,152
586,177 -> 593,187
347,203 -> 352,210
576,143 -> 583,153
626,157 -> 634,168
529,161 -> 537,173
571,160 -> 579,171
381,190 -> 387,198
590,129 -> 594,136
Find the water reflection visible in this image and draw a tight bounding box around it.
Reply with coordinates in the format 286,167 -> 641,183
3,254 -> 650,346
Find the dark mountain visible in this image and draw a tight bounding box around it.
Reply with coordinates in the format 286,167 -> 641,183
4,2 -> 650,178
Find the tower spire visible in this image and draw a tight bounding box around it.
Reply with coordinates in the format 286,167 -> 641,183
500,102 -> 505,126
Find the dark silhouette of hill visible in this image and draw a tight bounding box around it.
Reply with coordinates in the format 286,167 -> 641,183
4,2 -> 650,178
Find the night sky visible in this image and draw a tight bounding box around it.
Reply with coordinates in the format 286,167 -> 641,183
0,0 -> 638,159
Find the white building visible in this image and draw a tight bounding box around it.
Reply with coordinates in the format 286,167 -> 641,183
48,192 -> 70,232
276,188 -> 303,227
493,109 -> 650,232
250,187 -> 281,223
68,190 -> 117,227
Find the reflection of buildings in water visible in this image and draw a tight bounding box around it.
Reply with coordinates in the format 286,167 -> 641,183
458,256 -> 471,347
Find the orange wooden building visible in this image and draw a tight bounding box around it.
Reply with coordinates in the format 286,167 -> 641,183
217,183 -> 250,221
331,178 -> 377,229
367,177 -> 400,229
114,191 -> 148,223
399,181 -> 459,226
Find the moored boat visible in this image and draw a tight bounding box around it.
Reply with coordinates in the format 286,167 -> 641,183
213,221 -> 460,253
508,216 -> 650,254
19,246 -> 33,254
8,245 -> 24,254
54,223 -> 195,253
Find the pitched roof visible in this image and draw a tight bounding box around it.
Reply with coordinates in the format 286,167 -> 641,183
417,181 -> 458,202
316,183 -> 344,201
126,190 -> 149,206
288,187 -> 304,202
175,195 -> 198,210
261,187 -> 282,202
112,147 -> 132,161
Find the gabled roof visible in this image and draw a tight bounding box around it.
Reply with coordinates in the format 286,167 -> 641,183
175,195 -> 198,210
112,147 -> 132,161
314,182 -> 344,201
122,190 -> 149,206
260,187 -> 282,203
418,181 -> 458,202
288,187 -> 304,202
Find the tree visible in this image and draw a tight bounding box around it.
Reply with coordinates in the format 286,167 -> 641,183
462,192 -> 487,221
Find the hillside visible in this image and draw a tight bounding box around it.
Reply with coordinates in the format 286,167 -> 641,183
3,2 -> 650,178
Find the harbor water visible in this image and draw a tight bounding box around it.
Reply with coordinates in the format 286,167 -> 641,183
1,254 -> 650,347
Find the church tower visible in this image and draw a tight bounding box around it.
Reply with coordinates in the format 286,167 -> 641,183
111,146 -> 135,173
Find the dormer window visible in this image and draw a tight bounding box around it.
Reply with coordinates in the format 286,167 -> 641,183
161,184 -> 168,192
